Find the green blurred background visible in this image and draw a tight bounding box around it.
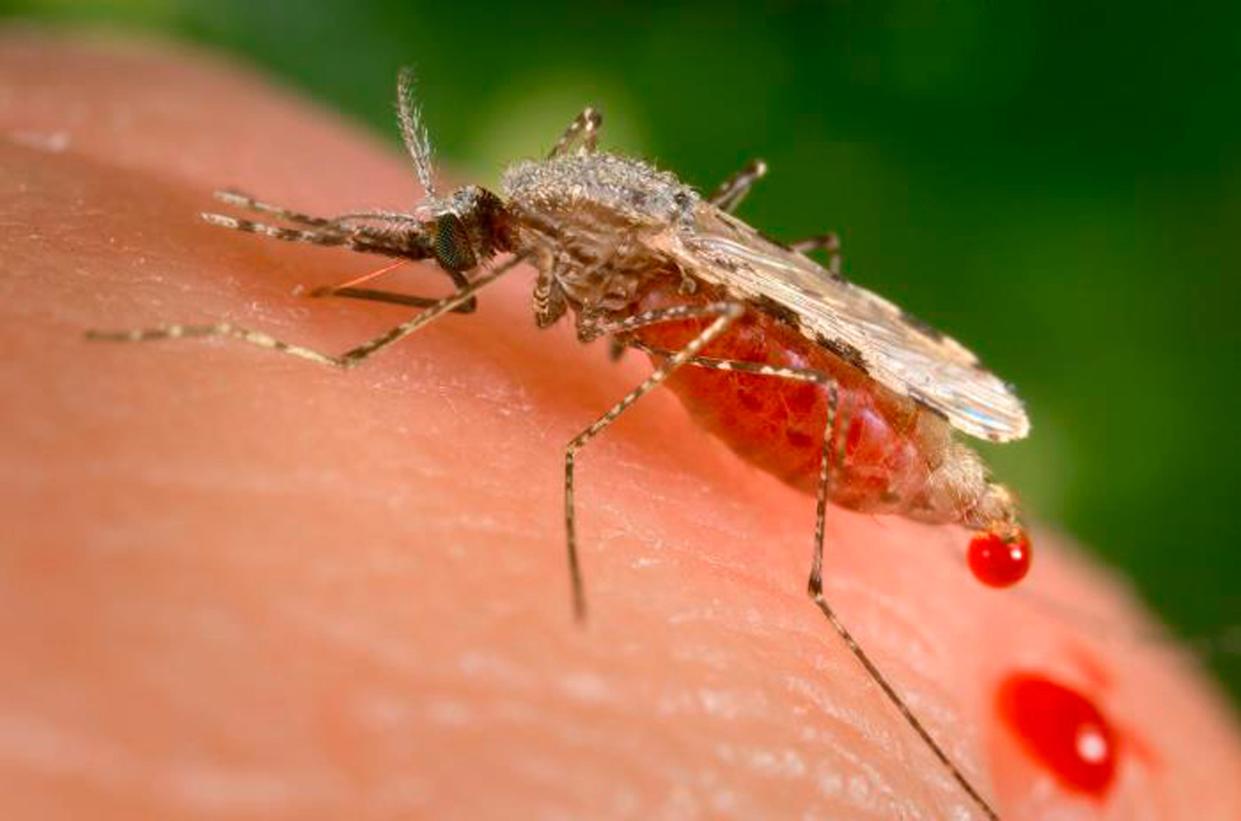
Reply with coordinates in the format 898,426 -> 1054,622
5,1 -> 1238,704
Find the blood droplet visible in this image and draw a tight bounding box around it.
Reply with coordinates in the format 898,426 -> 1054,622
998,673 -> 1118,797
968,529 -> 1031,587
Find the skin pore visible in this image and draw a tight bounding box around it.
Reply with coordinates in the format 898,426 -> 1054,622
2,29 -> 1239,819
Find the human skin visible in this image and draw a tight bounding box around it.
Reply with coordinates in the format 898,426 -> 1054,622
1,29 -> 1238,820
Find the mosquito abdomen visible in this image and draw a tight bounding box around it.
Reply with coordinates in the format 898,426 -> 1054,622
631,284 -> 976,524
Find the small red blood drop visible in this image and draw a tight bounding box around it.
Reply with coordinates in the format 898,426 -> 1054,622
998,673 -> 1118,796
968,530 -> 1031,587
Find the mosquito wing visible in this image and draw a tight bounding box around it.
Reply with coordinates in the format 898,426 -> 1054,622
653,205 -> 1030,443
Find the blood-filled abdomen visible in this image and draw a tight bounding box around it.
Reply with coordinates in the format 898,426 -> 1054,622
631,285 -> 957,521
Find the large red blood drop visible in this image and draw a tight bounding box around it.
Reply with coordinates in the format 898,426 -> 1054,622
997,673 -> 1119,797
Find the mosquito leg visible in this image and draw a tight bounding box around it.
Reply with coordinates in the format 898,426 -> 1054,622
85,254 -> 525,368
788,232 -> 838,255
808,563 -> 999,817
548,107 -> 603,159
533,266 -> 568,329
803,402 -> 998,818
709,159 -> 768,212
576,301 -> 744,344
789,231 -> 843,277
628,337 -> 1000,820
564,301 -> 744,621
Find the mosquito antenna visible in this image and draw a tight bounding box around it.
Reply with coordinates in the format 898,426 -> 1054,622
397,66 -> 436,198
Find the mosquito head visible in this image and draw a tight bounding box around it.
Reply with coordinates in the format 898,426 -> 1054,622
395,68 -> 514,273
413,185 -> 512,274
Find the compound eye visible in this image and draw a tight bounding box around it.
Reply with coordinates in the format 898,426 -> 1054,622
434,213 -> 477,273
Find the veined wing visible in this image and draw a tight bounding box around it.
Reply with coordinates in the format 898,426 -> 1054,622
654,206 -> 1030,442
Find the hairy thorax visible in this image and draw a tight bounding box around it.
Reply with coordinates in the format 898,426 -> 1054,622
501,153 -> 699,315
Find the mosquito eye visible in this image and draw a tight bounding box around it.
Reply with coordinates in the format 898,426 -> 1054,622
434,213 -> 477,272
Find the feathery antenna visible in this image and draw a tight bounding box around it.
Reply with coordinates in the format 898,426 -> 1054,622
397,66 -> 436,198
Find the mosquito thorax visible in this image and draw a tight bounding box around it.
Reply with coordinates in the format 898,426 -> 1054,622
501,153 -> 700,229
499,154 -> 702,318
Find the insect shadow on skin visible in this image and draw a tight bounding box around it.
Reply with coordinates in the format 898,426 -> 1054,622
87,66 -> 1035,820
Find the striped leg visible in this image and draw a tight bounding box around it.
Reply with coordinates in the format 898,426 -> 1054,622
548,107 -> 602,159
565,301 -> 744,622
623,339 -> 846,614
709,159 -> 767,212
627,339 -> 999,821
85,254 -> 525,369
790,232 -> 843,278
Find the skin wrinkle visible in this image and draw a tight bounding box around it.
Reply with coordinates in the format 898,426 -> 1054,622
0,712 -> 350,814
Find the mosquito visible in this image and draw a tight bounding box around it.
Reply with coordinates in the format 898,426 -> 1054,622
88,68 -> 1032,819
